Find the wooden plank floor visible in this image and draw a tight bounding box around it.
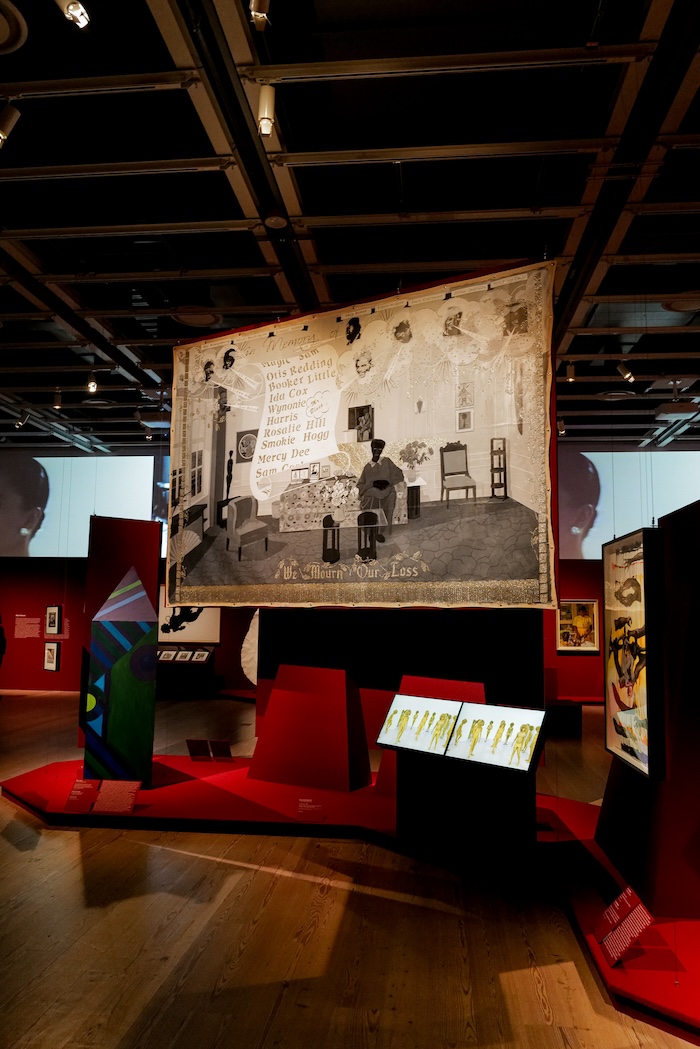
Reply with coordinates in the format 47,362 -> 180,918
0,693 -> 693,1049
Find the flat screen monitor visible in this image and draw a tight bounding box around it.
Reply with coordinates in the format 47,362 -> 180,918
444,702 -> 545,772
375,694 -> 461,755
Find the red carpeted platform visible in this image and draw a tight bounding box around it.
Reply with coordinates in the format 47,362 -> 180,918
537,794 -> 700,1044
0,754 -> 396,834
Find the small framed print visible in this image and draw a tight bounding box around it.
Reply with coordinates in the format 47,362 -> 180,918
456,408 -> 474,432
309,462 -> 320,482
175,649 -> 193,662
348,405 -> 373,442
45,605 -> 61,635
44,641 -> 60,671
557,600 -> 599,652
320,464 -> 330,479
291,466 -> 309,483
456,382 -> 474,409
191,650 -> 210,663
236,429 -> 258,463
158,649 -> 176,661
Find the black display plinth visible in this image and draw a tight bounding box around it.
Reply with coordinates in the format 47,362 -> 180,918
395,749 -> 537,868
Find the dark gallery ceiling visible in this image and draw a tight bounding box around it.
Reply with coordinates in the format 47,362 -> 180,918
1,0 -> 700,453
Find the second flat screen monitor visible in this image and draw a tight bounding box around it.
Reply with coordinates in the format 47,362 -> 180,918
445,702 -> 545,772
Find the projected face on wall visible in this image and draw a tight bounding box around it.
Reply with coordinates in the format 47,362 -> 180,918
0,456 -> 49,557
558,449 -> 700,560
0,452 -> 168,558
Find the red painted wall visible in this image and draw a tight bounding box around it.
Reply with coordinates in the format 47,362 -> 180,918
545,559 -> 604,703
0,558 -> 88,690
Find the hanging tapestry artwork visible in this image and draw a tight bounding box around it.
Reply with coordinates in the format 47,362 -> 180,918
168,262 -> 556,608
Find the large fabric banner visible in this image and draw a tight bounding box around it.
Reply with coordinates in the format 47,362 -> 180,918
168,262 -> 556,608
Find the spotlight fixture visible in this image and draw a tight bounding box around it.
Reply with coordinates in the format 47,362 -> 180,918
55,0 -> 90,28
144,426 -> 153,441
617,361 -> 635,383
0,103 -> 20,148
557,418 -> 566,436
249,0 -> 270,31
53,388 -> 62,409
257,84 -> 275,137
14,410 -> 30,429
86,372 -> 98,394
262,211 -> 288,231
566,363 -> 575,382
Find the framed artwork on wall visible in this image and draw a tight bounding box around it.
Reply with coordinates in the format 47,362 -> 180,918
236,429 -> 258,463
456,409 -> 474,432
348,404 -> 373,442
456,382 -> 474,409
158,649 -> 176,661
557,600 -> 599,651
602,528 -> 664,778
44,641 -> 59,671
45,605 -> 61,635
175,649 -> 193,662
309,462 -> 320,482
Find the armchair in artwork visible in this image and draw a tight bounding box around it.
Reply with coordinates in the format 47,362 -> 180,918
440,442 -> 476,507
226,496 -> 269,560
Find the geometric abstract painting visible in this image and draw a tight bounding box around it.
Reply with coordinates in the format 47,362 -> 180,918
81,567 -> 158,787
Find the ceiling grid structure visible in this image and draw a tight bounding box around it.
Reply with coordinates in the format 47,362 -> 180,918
0,0 -> 699,450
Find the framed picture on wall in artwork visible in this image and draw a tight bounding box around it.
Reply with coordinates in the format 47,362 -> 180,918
45,605 -> 61,635
556,600 -> 599,652
44,641 -> 60,671
456,409 -> 474,432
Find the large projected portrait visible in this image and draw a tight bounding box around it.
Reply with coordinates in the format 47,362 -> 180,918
168,263 -> 555,607
445,702 -> 545,772
603,528 -> 663,776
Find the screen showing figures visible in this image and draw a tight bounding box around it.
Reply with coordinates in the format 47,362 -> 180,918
376,695 -> 461,755
445,702 -> 545,772
376,696 -> 545,772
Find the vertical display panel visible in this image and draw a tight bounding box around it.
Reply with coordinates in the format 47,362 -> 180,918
602,528 -> 664,777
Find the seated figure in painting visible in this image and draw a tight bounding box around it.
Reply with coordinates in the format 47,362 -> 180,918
356,438 -> 405,542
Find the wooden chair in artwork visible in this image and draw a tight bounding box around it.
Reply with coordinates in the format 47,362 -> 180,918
322,514 -> 340,564
440,442 -> 476,507
226,496 -> 269,560
357,510 -> 378,561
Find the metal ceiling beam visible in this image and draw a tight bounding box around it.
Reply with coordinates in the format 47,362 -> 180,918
238,44 -> 655,84
569,326 -> 700,335
0,206 -> 590,240
0,306 -> 286,321
22,268 -> 277,284
269,140 -> 613,167
583,291 -> 700,303
0,71 -> 199,99
0,396 -> 111,453
0,220 -> 260,240
553,0 -> 700,350
0,247 -> 163,389
0,158 -> 236,181
170,0 -> 320,313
